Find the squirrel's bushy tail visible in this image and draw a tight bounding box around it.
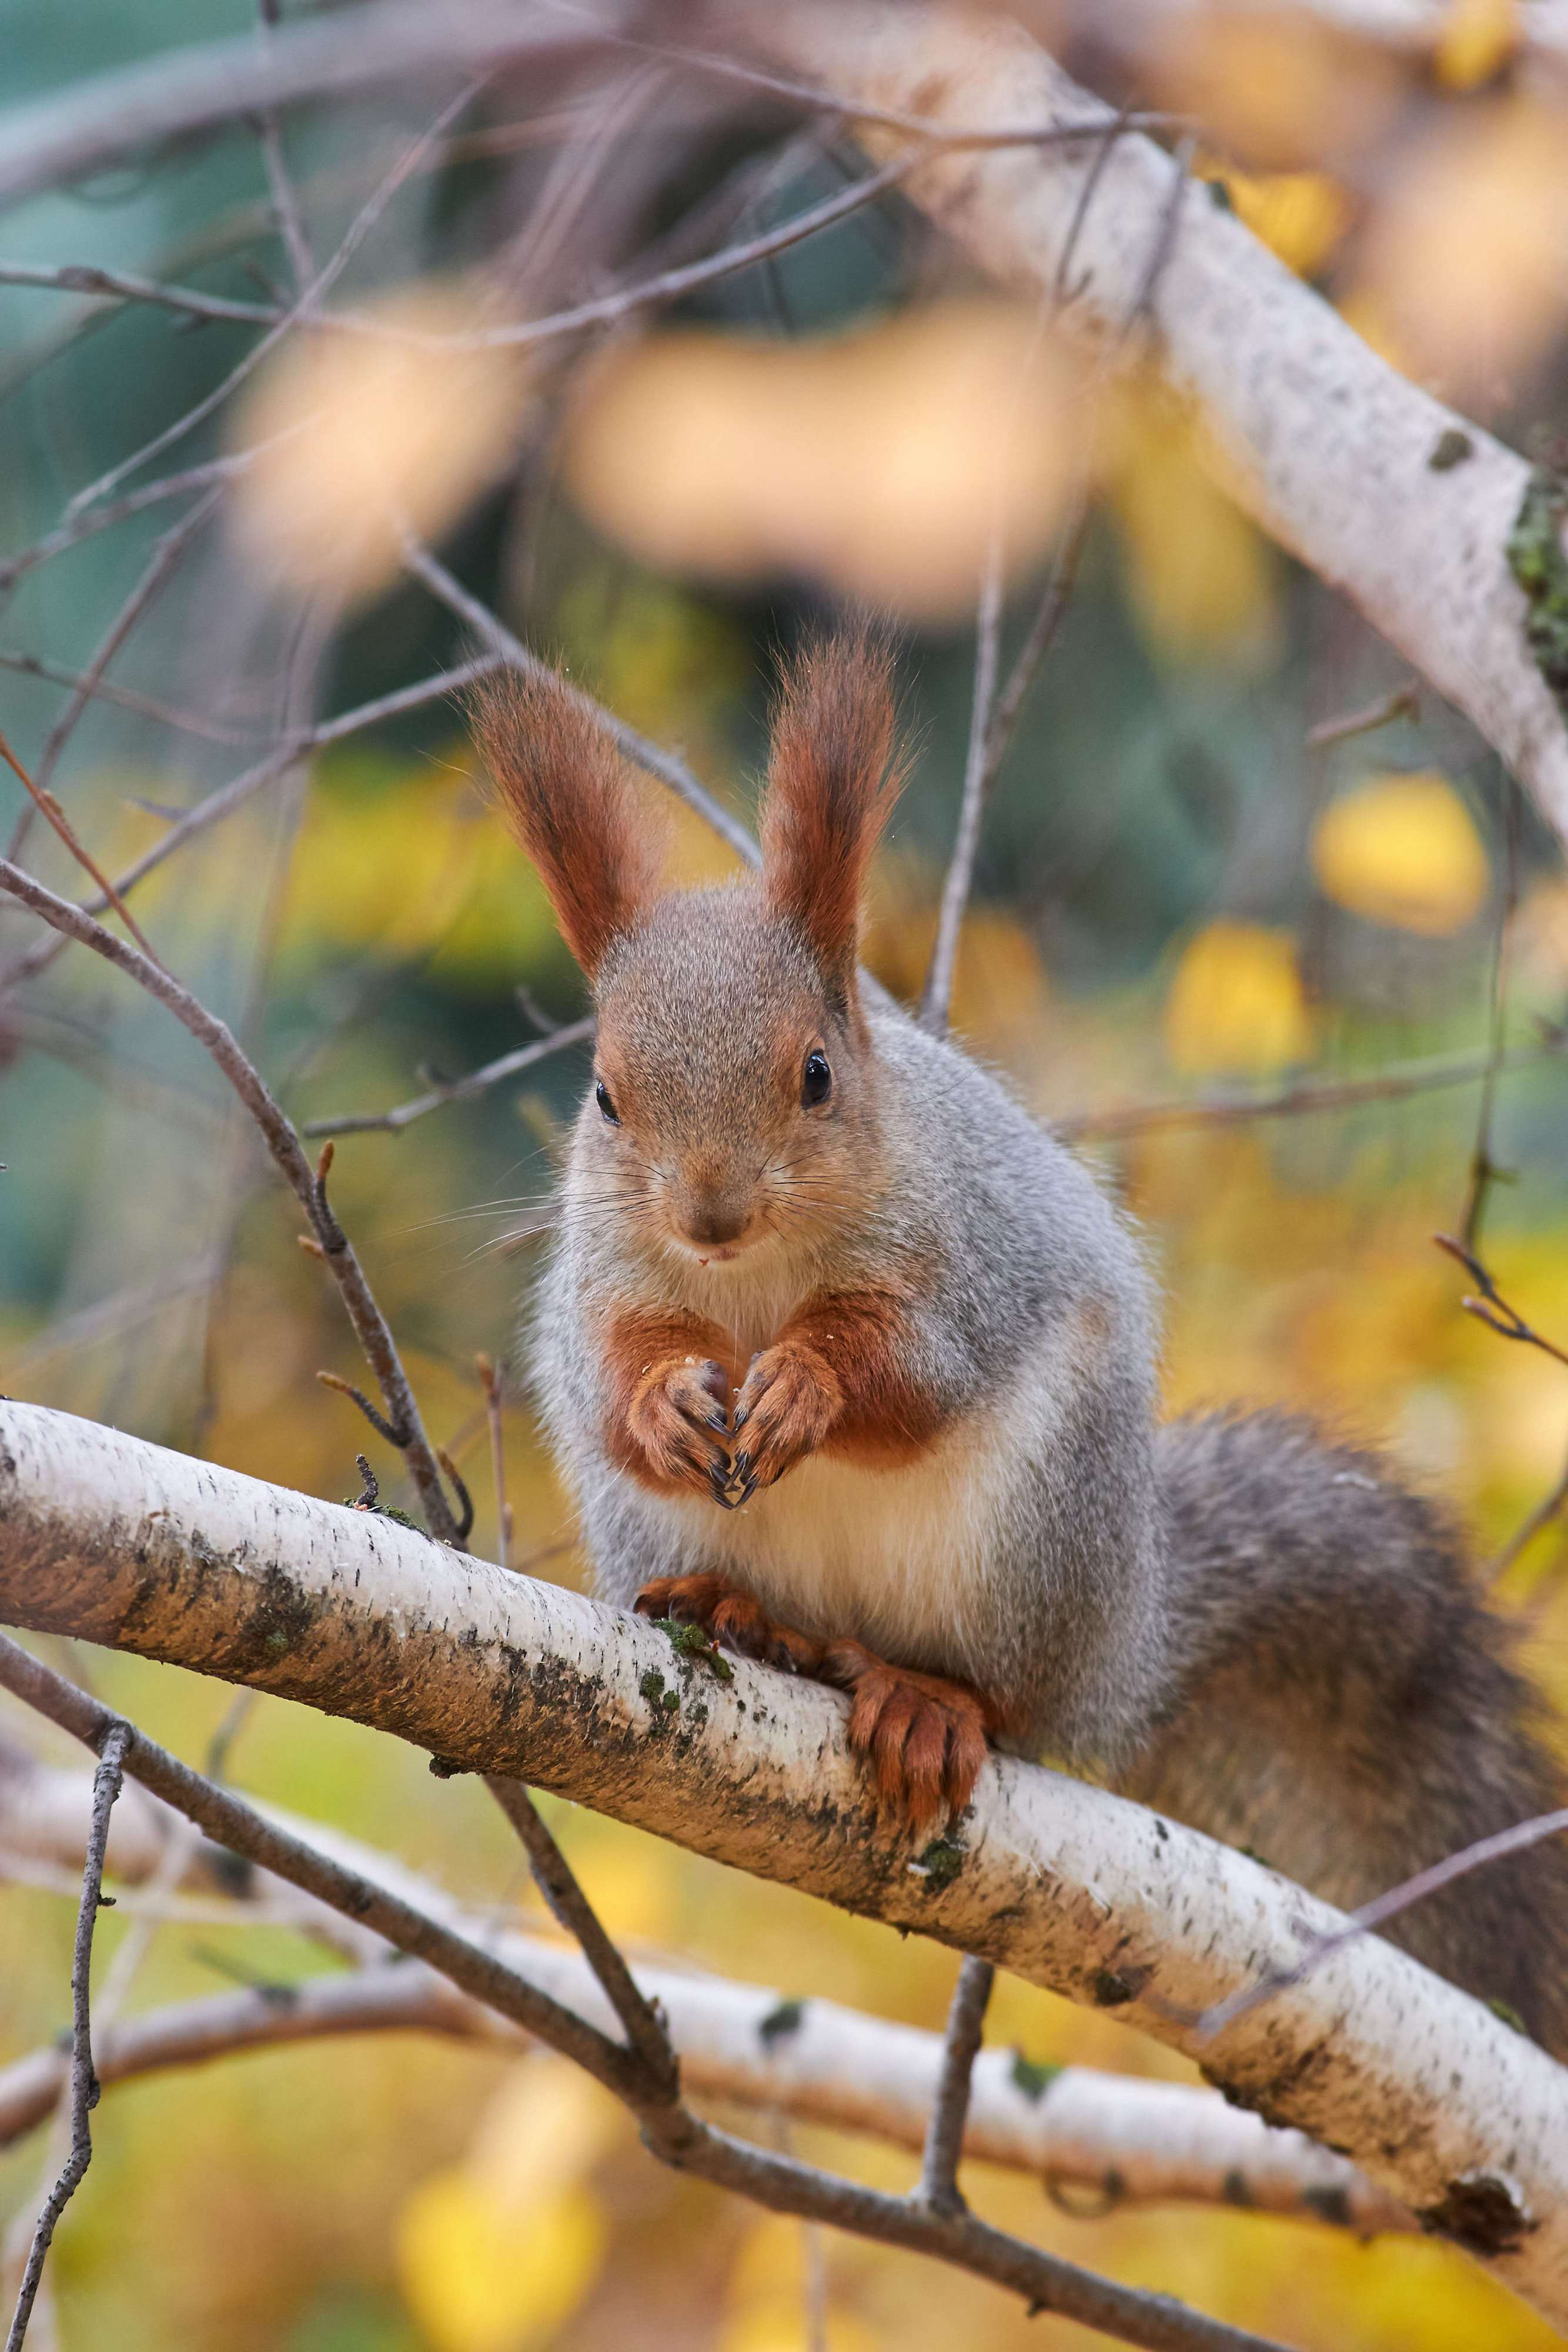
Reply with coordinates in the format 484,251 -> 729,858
1118,1411 -> 1568,2056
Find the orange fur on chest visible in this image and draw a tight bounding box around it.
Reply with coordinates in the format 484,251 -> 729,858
787,1291 -> 948,1468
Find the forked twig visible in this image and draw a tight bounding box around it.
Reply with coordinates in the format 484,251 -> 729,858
4,1723 -> 128,2352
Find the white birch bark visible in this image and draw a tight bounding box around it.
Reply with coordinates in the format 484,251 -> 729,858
744,1 -> 1568,847
0,1401 -> 1563,2318
0,1733 -> 1410,2233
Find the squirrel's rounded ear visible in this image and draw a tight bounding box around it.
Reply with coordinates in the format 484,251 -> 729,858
470,667 -> 665,983
760,626 -> 905,1004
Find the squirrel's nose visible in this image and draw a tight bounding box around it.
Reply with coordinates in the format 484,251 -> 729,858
680,1197 -> 751,1248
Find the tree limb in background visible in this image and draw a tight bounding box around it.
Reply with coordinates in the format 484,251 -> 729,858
0,1400 -> 1562,2327
753,5 -> 1568,849
0,1729 -> 1412,2232
0,1636 -> 1290,2352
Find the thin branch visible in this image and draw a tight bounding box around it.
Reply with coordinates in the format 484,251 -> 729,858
919,533 -> 1003,1032
61,76 -> 486,524
0,649 -> 266,746
917,1956 -> 993,2216
0,446 -> 282,596
4,488 -> 223,863
0,260 -> 279,330
1059,1039 -> 1560,1142
399,532 -> 761,866
253,0 -> 316,293
4,1723 -> 127,2352
0,858 -> 460,1541
301,1013 -> 594,1137
1305,684 -> 1420,748
477,1352 -> 513,1569
0,731 -> 163,965
1434,1234 -> 1568,1372
485,1779 -> 677,2092
0,1639 -> 1293,2352
0,1636 -> 645,2101
1199,1805 -> 1568,2042
0,653 -> 507,997
1457,778 -> 1522,1254
1493,1446 -> 1568,1588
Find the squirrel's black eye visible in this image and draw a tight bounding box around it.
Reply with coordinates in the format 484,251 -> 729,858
595,1079 -> 619,1125
801,1050 -> 832,1108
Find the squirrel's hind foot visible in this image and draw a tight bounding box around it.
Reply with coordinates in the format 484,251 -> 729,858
821,1640 -> 992,1838
633,1571 -> 825,1676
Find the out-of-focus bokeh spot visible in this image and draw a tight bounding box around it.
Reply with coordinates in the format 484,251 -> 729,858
720,2217 -> 878,2352
1102,393 -> 1280,667
560,304 -> 1081,622
232,283 -> 527,602
1163,920 -> 1312,1076
1143,9 -> 1402,169
1202,162 -> 1350,276
1434,0 -> 1518,91
396,2057 -> 618,2352
1312,771 -> 1490,937
1349,99 -> 1568,402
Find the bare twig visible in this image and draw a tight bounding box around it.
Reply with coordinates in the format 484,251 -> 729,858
919,534 -> 1003,1032
485,1779 -> 677,2091
302,1013 -> 594,1137
1061,1040 -> 1560,1142
476,1352 -> 513,1569
0,649 -> 265,746
253,0 -> 316,292
0,446 -> 285,595
62,77 -> 487,524
1305,684 -> 1420,748
1457,779 -> 1522,1254
4,1722 -> 127,2352
917,1956 -> 994,2216
0,1638 -> 1293,2352
0,857 -> 460,1541
399,532 -> 760,866
1434,1235 -> 1568,1372
0,730 -> 163,965
4,488 -> 222,864
0,260 -> 280,330
1199,1805 -> 1568,2043
1493,1446 -> 1568,1588
0,653 -> 507,997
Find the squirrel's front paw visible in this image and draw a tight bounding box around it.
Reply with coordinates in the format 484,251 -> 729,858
623,1356 -> 732,1501
730,1341 -> 840,1500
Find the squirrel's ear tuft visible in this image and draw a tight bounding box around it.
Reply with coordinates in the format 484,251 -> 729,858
760,626 -> 905,1000
470,666 -> 664,983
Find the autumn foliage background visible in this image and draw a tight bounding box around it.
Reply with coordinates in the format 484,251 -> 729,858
5,4 -> 1568,2347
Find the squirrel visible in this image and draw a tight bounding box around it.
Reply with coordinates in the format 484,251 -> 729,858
472,627 -> 1568,2056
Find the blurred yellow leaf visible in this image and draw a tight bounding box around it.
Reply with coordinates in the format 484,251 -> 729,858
397,2177 -> 604,2352
1435,0 -> 1517,89
1104,396 -> 1279,666
232,280 -> 526,603
396,2059 -> 618,2352
1207,164 -> 1350,275
721,2217 -> 878,2352
1312,771 -> 1489,936
561,304 -> 1081,622
1350,99 -> 1568,399
1164,921 -> 1312,1076
1144,12 -> 1400,168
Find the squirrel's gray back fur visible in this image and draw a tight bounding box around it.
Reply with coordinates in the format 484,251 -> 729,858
535,970 -> 1568,2058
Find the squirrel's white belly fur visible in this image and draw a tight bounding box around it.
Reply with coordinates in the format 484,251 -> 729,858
643,1327 -> 1077,1679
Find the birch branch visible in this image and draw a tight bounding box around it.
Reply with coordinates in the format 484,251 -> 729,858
747,2 -> 1568,848
0,1729 -> 1412,2231
0,1401 -> 1562,2321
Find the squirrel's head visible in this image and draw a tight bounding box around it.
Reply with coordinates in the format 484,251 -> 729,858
472,630 -> 904,1271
